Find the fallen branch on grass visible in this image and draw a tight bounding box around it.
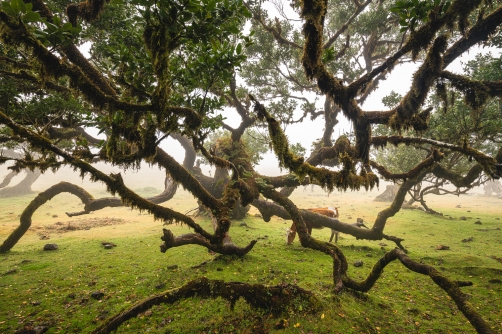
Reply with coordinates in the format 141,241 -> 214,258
91,277 -> 319,334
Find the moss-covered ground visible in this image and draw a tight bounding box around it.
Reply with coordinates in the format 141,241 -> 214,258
1,187 -> 501,333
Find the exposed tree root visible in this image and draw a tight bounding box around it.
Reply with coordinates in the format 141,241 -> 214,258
343,248 -> 494,334
91,277 -> 319,334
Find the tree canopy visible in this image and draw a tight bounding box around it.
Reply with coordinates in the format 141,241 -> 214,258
1,0 -> 502,332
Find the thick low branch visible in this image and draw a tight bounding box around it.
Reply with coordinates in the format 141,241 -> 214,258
66,175 -> 178,216
91,277 -> 319,334
253,197 -> 407,251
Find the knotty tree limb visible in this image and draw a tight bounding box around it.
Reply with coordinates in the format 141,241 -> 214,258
342,248 -> 494,334
92,277 -> 319,334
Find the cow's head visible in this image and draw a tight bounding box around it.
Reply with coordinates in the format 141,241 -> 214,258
328,206 -> 339,218
286,229 -> 296,244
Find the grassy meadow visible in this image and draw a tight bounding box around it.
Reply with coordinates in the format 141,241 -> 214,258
1,177 -> 501,333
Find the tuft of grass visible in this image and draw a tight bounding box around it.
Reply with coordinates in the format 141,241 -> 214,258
0,189 -> 501,333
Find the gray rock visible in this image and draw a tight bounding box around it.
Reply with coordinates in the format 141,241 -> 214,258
459,216 -> 467,221
474,220 -> 482,225
90,291 -> 104,300
354,260 -> 363,267
43,244 -> 58,251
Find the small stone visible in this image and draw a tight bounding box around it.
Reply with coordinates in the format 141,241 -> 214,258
365,253 -> 373,257
461,237 -> 474,243
436,245 -> 450,250
474,220 -> 482,225
239,222 -> 248,227
90,291 -> 104,300
67,293 -> 76,299
456,205 -> 461,208
459,216 -> 467,220
254,213 -> 262,218
378,243 -> 388,246
52,215 -> 58,218
31,301 -> 41,306
101,241 -> 116,248
354,260 -> 363,267
167,264 -> 178,270
155,283 -> 166,290
43,244 -> 58,251
467,210 -> 471,212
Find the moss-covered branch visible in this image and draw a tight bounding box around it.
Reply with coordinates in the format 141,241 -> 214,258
0,181 -> 94,252
371,135 -> 502,178
342,248 -> 494,334
253,98 -> 378,192
91,277 -> 319,334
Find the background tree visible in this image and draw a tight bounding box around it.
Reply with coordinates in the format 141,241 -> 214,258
1,0 -> 502,332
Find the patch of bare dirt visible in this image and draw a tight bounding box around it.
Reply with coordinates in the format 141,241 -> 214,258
44,217 -> 130,233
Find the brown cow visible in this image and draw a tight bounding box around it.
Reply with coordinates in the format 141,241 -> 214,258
286,207 -> 339,244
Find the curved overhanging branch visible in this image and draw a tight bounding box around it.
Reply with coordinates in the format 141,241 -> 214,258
0,181 -> 93,252
431,163 -> 485,188
342,248 -> 494,334
371,135 -> 502,178
91,277 -> 318,334
369,148 -> 444,181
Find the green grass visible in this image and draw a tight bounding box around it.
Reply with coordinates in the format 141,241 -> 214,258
1,190 -> 501,333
